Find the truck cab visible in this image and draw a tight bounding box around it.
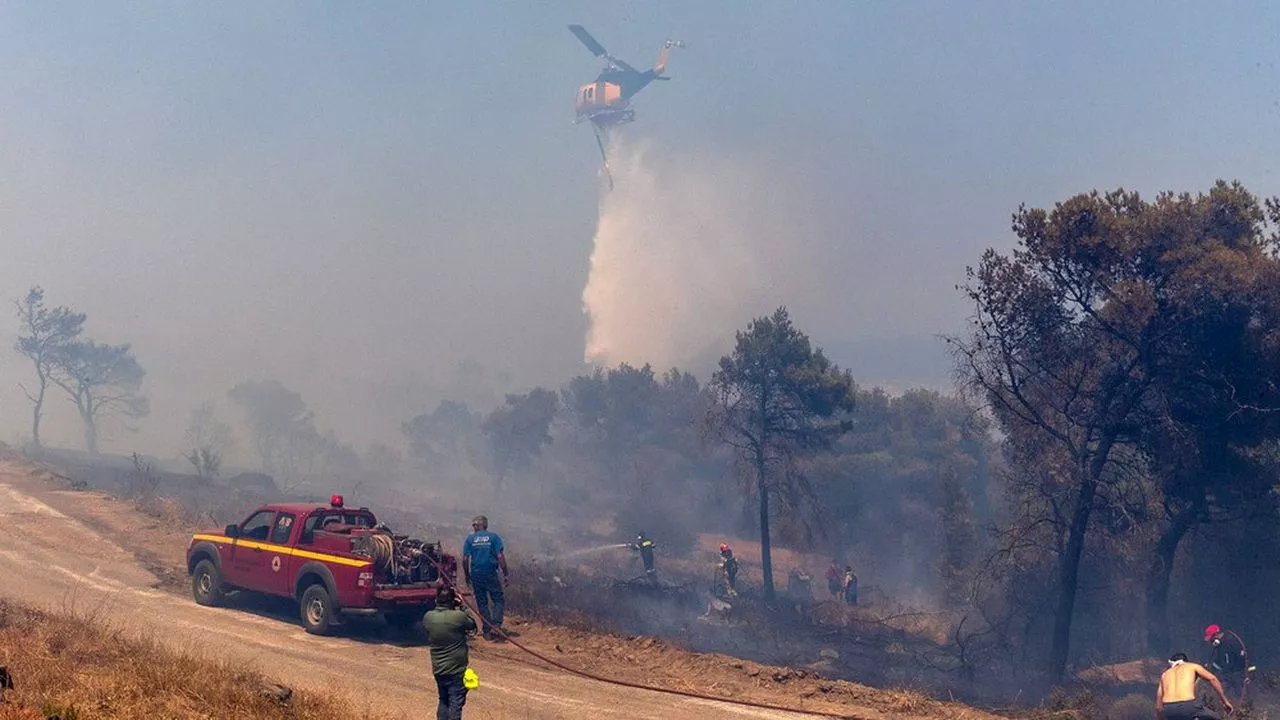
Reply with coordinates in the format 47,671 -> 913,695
185,495 -> 456,635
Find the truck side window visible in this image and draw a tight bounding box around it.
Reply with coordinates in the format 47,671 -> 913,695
240,510 -> 275,542
270,513 -> 295,544
300,514 -> 323,543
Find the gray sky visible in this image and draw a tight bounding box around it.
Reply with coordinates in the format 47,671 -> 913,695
1,1 -> 1278,456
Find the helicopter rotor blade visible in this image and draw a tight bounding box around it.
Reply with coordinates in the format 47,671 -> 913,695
609,56 -> 640,74
568,25 -> 608,58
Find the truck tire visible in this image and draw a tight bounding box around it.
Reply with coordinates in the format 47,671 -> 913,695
192,559 -> 226,607
300,584 -> 334,635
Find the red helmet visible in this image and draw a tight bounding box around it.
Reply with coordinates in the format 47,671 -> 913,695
719,543 -> 730,553
1204,624 -> 1222,641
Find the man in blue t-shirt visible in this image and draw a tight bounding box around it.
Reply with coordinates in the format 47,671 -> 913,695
462,514 -> 508,640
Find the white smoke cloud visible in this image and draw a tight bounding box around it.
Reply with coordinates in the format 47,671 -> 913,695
581,135 -> 776,371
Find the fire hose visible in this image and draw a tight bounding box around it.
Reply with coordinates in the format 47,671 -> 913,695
419,554 -> 874,719
367,533 -> 396,571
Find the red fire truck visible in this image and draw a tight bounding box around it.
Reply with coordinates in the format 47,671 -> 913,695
185,494 -> 456,635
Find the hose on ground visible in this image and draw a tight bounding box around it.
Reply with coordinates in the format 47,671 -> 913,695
419,549 -> 875,720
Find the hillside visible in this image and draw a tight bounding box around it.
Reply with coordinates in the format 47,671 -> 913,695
0,448 -> 1009,720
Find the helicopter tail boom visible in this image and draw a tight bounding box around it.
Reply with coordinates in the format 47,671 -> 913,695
653,38 -> 684,76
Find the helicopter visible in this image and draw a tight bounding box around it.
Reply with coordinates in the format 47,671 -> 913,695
568,24 -> 683,188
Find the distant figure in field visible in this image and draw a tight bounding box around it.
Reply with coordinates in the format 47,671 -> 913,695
718,543 -> 739,596
825,560 -> 841,599
841,566 -> 858,605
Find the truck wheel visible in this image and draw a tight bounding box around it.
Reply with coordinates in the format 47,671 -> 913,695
192,559 -> 226,607
300,584 -> 334,635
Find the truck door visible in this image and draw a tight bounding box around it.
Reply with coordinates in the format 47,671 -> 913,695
263,512 -> 297,597
225,509 -> 276,589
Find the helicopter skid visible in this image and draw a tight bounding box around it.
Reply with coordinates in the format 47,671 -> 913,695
578,109 -> 635,128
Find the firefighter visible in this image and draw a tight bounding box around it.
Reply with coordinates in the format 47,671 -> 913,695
1203,624 -> 1251,706
718,543 -> 739,596
424,587 -> 477,720
787,566 -> 812,601
825,560 -> 841,599
630,532 -> 657,577
841,565 -> 858,605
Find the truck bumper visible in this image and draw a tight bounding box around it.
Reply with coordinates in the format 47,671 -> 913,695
371,585 -> 439,610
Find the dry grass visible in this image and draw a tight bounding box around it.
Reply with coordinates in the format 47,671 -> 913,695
0,600 -> 370,720
493,617 -> 1010,720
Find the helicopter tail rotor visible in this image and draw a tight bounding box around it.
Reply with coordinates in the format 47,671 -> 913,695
654,37 -> 683,76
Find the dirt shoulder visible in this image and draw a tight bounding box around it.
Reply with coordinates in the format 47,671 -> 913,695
0,450 -> 1006,720
0,599 -> 358,720
0,450 -> 193,592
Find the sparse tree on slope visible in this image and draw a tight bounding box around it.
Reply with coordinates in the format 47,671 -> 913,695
49,340 -> 149,454
709,307 -> 855,601
13,287 -> 85,449
184,402 -> 233,478
227,380 -> 319,482
402,400 -> 481,468
481,388 -> 558,497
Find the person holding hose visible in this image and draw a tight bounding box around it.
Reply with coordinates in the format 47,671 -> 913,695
1204,624 -> 1251,707
462,514 -> 508,641
424,586 -> 477,720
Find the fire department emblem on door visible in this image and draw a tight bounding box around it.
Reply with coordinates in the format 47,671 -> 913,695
271,556 -> 281,572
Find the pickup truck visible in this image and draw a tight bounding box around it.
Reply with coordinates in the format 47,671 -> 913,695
185,494 -> 457,635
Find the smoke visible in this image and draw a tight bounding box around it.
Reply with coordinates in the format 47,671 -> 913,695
581,135 -> 772,371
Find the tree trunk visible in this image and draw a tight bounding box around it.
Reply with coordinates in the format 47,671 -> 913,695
756,443 -> 774,601
82,415 -> 98,454
1048,473 -> 1096,682
30,371 -> 46,449
77,395 -> 98,454
1145,508 -> 1196,654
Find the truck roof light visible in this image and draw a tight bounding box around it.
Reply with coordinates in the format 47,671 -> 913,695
330,494 -> 344,508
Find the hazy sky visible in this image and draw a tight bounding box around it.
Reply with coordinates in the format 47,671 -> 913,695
1,1 -> 1278,456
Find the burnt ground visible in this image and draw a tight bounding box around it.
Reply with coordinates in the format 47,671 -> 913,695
12,447 -> 1039,712
0,448 -> 1010,720
13,447 -> 1275,719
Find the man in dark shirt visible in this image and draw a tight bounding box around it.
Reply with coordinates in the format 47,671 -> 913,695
424,587 -> 477,720
462,514 -> 508,640
1203,624 -> 1250,705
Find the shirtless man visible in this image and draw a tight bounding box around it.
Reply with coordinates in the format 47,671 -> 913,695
1157,652 -> 1233,720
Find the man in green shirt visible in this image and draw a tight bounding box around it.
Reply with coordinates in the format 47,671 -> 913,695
424,587 -> 477,720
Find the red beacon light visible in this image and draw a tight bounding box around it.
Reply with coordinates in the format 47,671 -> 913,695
330,494 -> 344,508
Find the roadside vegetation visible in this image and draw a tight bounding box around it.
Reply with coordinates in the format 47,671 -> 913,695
0,599 -> 371,720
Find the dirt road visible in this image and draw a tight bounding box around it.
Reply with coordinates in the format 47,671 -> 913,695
0,463 -> 868,720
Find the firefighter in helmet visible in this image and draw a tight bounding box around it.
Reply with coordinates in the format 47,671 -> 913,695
630,532 -> 657,577
718,543 -> 739,596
